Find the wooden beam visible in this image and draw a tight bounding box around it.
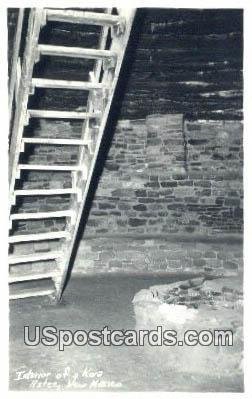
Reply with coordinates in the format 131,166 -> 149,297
32,78 -> 106,91
38,44 -> 117,60
9,288 -> 55,300
27,109 -> 101,119
9,231 -> 70,243
18,164 -> 83,171
9,251 -> 62,264
8,9 -> 24,121
11,210 -> 73,221
46,9 -> 122,26
14,188 -> 77,196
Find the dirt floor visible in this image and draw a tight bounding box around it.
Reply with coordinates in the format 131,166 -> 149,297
9,272 -> 243,392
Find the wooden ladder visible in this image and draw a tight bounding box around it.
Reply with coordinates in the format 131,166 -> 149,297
8,8 -> 136,300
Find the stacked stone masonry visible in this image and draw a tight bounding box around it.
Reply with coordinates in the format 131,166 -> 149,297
84,115 -> 243,236
11,114 -> 243,275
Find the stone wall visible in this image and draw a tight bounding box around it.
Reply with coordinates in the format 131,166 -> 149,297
11,114 -> 243,276
83,115 -> 243,237
74,236 -> 243,275
184,120 -> 243,233
73,114 -> 243,275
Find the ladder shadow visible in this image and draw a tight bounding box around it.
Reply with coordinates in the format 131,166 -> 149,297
61,9 -> 147,296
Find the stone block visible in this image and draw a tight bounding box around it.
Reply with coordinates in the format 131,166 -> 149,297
128,218 -> 147,227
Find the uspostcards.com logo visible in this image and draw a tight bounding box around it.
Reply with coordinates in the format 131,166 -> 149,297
24,326 -> 233,351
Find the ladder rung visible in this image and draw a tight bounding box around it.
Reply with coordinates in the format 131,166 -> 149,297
9,287 -> 55,300
28,109 -> 100,119
10,210 -> 74,221
18,164 -> 82,171
32,78 -> 105,91
22,138 -> 88,146
9,231 -> 70,243
38,44 -> 117,60
46,10 -> 122,26
9,272 -> 58,283
14,188 -> 77,196
9,251 -> 63,265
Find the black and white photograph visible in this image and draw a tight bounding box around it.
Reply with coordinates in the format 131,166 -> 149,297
2,1 -> 252,396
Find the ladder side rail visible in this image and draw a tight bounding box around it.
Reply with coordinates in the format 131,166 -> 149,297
8,9 -> 45,212
8,8 -> 24,124
56,9 -> 136,300
78,8 -> 113,151
65,9 -> 113,233
94,8 -> 113,82
15,57 -> 22,105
